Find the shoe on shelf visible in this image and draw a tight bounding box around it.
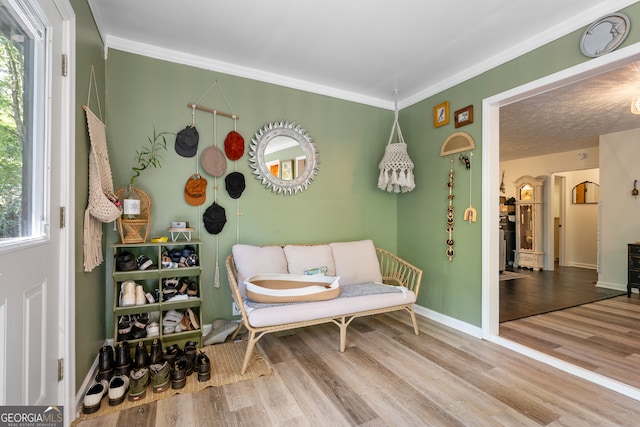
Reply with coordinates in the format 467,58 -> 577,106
135,285 -> 146,306
108,374 -> 130,406
128,367 -> 149,401
145,289 -> 160,304
182,246 -> 195,258
187,308 -> 200,330
136,254 -> 154,270
119,281 -> 136,307
146,321 -> 160,338
131,313 -> 149,340
96,345 -> 114,381
114,341 -> 132,377
194,351 -> 211,382
150,361 -> 171,393
117,315 -> 133,342
178,277 -> 189,294
116,251 -> 137,271
185,253 -> 198,267
82,379 -> 108,414
134,341 -> 149,369
187,281 -> 198,297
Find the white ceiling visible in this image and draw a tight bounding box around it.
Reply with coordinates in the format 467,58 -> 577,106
88,0 -> 640,161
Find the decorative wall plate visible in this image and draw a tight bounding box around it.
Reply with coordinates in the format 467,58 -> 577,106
580,13 -> 630,58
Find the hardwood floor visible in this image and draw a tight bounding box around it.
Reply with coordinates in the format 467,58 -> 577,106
501,294 -> 640,391
499,265 -> 624,322
75,311 -> 640,426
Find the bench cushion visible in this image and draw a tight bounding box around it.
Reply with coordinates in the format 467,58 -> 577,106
244,282 -> 415,327
283,244 -> 336,276
329,240 -> 382,285
232,244 -> 288,297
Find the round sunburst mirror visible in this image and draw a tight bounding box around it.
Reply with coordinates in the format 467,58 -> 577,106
249,121 -> 319,195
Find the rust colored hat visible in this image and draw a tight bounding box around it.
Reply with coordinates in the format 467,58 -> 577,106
224,131 -> 244,160
200,146 -> 227,177
184,174 -> 208,206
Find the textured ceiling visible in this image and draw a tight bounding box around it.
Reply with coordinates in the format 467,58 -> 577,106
500,61 -> 640,161
87,0 -> 640,161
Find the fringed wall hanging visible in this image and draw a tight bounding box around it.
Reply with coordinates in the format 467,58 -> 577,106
378,91 -> 415,193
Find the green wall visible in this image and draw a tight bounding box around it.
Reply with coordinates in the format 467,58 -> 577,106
103,51 -> 398,332
73,1 -> 640,388
397,2 -> 640,326
72,0 -> 107,391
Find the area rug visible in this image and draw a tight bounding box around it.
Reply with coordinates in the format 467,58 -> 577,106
499,270 -> 528,281
71,341 -> 272,424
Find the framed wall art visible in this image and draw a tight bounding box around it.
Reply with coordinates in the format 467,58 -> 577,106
454,105 -> 473,128
433,101 -> 450,128
281,159 -> 294,180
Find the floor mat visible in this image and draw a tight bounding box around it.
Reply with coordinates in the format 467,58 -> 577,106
72,340 -> 272,425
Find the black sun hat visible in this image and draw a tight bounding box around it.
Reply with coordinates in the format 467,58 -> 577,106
175,126 -> 199,158
203,202 -> 226,235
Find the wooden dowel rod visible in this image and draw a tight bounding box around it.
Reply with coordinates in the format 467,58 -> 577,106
187,103 -> 239,120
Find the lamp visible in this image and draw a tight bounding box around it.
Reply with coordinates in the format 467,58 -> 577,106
631,96 -> 640,114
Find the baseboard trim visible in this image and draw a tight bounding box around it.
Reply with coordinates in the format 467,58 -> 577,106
74,339 -> 112,418
414,304 -> 482,338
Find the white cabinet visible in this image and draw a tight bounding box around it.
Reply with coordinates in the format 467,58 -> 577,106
513,176 -> 544,271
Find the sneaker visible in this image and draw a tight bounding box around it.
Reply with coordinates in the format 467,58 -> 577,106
128,367 -> 149,401
117,315 -> 133,341
83,379 -> 108,414
135,285 -> 146,305
116,251 -> 137,271
150,361 -> 171,393
119,281 -> 136,307
185,253 -> 199,267
146,321 -> 160,337
136,255 -> 154,270
108,374 -> 130,406
131,313 -> 148,340
187,281 -> 198,297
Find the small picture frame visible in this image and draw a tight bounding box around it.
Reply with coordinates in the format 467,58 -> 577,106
281,159 -> 294,180
454,105 -> 473,128
433,101 -> 450,128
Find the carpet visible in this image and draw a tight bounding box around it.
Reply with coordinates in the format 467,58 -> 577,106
499,270 -> 527,281
72,341 -> 272,424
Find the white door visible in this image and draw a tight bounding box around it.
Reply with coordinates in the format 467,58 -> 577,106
0,0 -> 71,408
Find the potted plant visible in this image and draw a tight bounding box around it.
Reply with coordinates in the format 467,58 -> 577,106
121,128 -> 170,219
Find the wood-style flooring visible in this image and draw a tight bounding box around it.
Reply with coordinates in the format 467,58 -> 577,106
75,311 -> 640,426
499,266 -> 624,322
501,294 -> 640,391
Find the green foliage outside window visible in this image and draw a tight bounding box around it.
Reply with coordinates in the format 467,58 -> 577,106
0,34 -> 23,238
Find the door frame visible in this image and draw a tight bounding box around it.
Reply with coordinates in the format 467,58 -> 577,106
481,42 -> 640,401
53,0 -> 76,419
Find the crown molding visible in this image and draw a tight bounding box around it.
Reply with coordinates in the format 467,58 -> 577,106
105,35 -> 394,110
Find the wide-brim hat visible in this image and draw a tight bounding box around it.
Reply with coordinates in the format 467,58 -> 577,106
184,174 -> 208,206
224,131 -> 245,160
175,126 -> 199,158
203,202 -> 226,235
201,146 -> 227,177
225,172 -> 245,199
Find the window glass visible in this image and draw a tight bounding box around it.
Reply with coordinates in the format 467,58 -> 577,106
0,2 -> 46,249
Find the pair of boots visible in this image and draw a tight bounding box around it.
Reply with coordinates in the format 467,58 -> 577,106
97,342 -> 133,380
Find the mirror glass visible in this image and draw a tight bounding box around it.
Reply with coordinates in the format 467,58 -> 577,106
572,181 -> 599,204
249,121 -> 319,195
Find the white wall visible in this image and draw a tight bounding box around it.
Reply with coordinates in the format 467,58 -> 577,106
564,169 -> 599,269
500,146 -> 599,270
599,128 -> 640,291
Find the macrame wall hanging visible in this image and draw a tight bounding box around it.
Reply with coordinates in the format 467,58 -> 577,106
83,65 -> 122,272
378,91 -> 415,193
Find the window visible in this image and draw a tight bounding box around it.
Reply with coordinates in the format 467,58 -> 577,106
0,1 -> 47,250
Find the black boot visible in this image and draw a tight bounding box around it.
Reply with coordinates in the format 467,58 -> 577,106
150,338 -> 163,364
114,341 -> 132,376
96,345 -> 114,381
134,341 -> 149,369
